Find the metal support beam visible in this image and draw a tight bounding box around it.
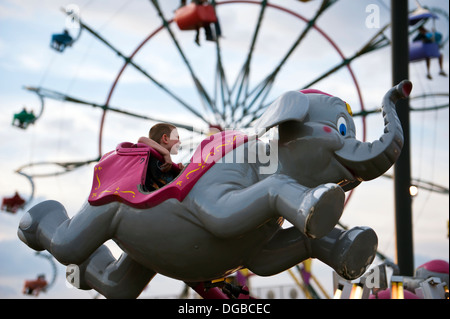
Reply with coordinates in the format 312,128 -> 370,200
391,0 -> 414,276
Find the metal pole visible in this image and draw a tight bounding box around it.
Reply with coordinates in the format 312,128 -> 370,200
391,0 -> 414,276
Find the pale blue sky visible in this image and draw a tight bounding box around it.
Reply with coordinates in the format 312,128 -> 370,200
0,0 -> 448,298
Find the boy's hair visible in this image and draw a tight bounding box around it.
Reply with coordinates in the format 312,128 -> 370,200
149,123 -> 176,143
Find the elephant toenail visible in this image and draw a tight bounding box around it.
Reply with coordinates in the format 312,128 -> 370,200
19,212 -> 33,230
313,187 -> 327,199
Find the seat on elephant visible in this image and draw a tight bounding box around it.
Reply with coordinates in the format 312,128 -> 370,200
88,131 -> 248,209
143,154 -> 180,192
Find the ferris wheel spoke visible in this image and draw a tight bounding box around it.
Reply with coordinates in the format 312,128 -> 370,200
229,0 -> 268,115
150,0 -> 218,120
15,158 -> 99,179
24,86 -> 204,133
241,0 -> 337,117
210,0 -> 231,122
242,13 -> 390,130
301,24 -> 391,90
214,40 -> 231,124
77,17 -> 209,125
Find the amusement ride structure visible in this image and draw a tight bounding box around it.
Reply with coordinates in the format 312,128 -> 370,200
2,0 -> 448,299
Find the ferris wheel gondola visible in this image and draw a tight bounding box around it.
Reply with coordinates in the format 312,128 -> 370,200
22,252 -> 58,297
408,1 -> 448,79
50,7 -> 83,53
11,87 -> 44,130
409,5 -> 441,62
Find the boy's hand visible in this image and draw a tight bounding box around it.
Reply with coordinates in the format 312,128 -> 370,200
160,153 -> 173,172
160,162 -> 172,172
161,162 -> 184,172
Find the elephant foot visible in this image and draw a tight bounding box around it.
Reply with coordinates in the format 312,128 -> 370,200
17,200 -> 69,252
68,245 -> 156,298
65,246 -> 109,291
328,226 -> 378,280
301,183 -> 345,239
66,263 -> 91,291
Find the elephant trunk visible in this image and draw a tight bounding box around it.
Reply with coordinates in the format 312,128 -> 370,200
335,80 -> 412,182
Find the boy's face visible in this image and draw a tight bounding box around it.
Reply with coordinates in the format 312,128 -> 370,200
167,128 -> 181,155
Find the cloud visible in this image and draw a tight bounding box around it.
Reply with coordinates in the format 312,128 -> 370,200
16,54 -> 45,72
0,0 -> 448,299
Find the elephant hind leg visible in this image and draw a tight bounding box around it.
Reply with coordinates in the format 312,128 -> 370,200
246,226 -> 378,281
312,226 -> 378,280
70,245 -> 156,299
246,227 -> 312,276
18,200 -> 121,265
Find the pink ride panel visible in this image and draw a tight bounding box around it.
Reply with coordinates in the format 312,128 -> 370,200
88,131 -> 247,208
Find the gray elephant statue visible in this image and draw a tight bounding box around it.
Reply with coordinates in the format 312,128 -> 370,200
17,80 -> 412,298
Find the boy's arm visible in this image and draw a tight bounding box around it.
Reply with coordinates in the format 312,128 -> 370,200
138,136 -> 173,171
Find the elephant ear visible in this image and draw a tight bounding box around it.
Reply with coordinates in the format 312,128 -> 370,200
253,91 -> 309,136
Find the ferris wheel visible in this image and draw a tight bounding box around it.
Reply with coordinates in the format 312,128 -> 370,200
11,0 -> 382,207
6,0 -> 448,211
5,0 -> 449,299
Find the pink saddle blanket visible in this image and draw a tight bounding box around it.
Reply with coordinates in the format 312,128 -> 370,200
88,131 -> 248,208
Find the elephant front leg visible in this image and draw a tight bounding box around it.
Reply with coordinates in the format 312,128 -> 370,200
273,175 -> 345,239
194,173 -> 343,239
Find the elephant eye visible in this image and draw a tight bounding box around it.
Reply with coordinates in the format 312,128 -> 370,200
337,117 -> 347,136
